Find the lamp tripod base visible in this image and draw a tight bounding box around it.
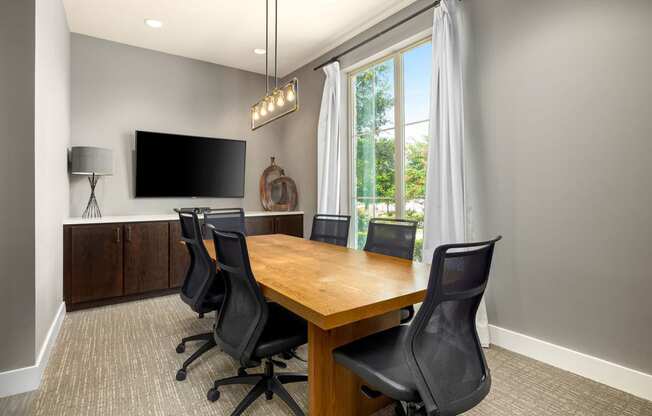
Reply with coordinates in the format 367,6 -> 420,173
82,174 -> 102,219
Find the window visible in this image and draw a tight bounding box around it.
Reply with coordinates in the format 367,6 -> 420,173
350,39 -> 432,261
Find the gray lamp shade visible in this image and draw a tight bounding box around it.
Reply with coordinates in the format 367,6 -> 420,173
70,146 -> 113,176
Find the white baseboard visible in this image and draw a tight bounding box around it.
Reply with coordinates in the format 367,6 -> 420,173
489,324 -> 652,402
0,302 -> 66,398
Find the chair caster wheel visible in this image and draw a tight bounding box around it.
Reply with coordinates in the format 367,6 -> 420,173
207,388 -> 220,402
237,367 -> 247,376
280,351 -> 293,360
176,343 -> 185,354
176,369 -> 187,381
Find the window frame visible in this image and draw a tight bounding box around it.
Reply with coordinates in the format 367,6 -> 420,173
347,36 -> 432,248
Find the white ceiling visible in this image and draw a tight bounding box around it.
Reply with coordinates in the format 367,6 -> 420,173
63,0 -> 418,77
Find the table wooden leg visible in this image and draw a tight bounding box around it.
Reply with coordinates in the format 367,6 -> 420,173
308,311 -> 400,416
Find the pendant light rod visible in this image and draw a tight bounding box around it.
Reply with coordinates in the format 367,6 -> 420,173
265,0 -> 269,93
274,0 -> 278,89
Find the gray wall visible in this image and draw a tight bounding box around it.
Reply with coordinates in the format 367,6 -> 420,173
34,0 -> 71,352
463,0 -> 652,374
70,34 -> 283,216
280,0 -> 652,375
0,0 -> 36,371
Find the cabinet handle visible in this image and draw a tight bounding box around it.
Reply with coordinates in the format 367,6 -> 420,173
126,226 -> 132,242
115,227 -> 121,243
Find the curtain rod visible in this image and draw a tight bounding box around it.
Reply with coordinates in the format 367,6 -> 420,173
313,0 -> 441,71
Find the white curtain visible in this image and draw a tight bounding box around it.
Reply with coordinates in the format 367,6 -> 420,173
317,62 -> 342,214
422,0 -> 490,347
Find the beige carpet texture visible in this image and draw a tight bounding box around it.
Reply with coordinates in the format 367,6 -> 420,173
2,295 -> 651,416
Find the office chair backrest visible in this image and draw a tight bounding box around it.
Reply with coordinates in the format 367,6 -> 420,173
310,214 -> 351,247
364,218 -> 418,260
203,208 -> 246,237
404,236 -> 501,416
211,229 -> 269,367
178,212 -> 216,311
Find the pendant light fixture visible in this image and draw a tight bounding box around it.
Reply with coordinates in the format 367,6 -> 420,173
251,0 -> 298,130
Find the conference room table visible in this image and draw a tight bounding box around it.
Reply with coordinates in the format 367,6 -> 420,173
203,234 -> 430,416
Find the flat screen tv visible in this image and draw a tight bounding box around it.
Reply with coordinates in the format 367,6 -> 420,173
135,131 -> 246,198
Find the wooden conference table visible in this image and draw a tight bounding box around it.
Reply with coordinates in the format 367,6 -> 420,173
203,234 -> 430,416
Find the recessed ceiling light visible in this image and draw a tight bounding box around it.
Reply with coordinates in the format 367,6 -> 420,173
144,19 -> 163,28
254,48 -> 266,55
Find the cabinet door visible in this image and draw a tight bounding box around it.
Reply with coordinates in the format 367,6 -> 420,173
275,215 -> 304,238
169,221 -> 190,288
245,216 -> 275,236
71,224 -> 123,303
124,222 -> 170,295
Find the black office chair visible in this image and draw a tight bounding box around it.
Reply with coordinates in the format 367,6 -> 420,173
206,229 -> 308,416
364,217 -> 418,323
203,207 -> 246,238
364,217 -> 418,259
174,211 -> 224,382
310,214 -> 351,246
334,236 -> 502,416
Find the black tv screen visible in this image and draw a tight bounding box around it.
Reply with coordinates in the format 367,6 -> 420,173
135,131 -> 246,198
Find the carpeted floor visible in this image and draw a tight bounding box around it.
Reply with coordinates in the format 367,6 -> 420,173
2,295 -> 651,415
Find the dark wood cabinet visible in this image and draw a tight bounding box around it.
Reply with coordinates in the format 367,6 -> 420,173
124,222 -> 170,295
245,214 -> 304,237
70,224 -> 123,303
169,221 -> 190,288
246,216 -> 276,236
275,215 -> 304,238
64,213 -> 302,310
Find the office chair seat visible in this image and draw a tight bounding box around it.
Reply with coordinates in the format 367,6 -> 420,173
333,325 -> 419,402
253,303 -> 307,359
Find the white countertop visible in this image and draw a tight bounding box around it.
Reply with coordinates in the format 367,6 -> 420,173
63,210 -> 304,225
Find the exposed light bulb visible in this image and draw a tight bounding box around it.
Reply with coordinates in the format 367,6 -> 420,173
286,87 -> 296,102
250,81 -> 298,129
276,91 -> 285,107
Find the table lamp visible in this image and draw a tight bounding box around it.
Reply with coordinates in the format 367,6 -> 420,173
70,146 -> 113,218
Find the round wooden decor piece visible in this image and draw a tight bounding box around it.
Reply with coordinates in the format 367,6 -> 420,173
259,157 -> 298,211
